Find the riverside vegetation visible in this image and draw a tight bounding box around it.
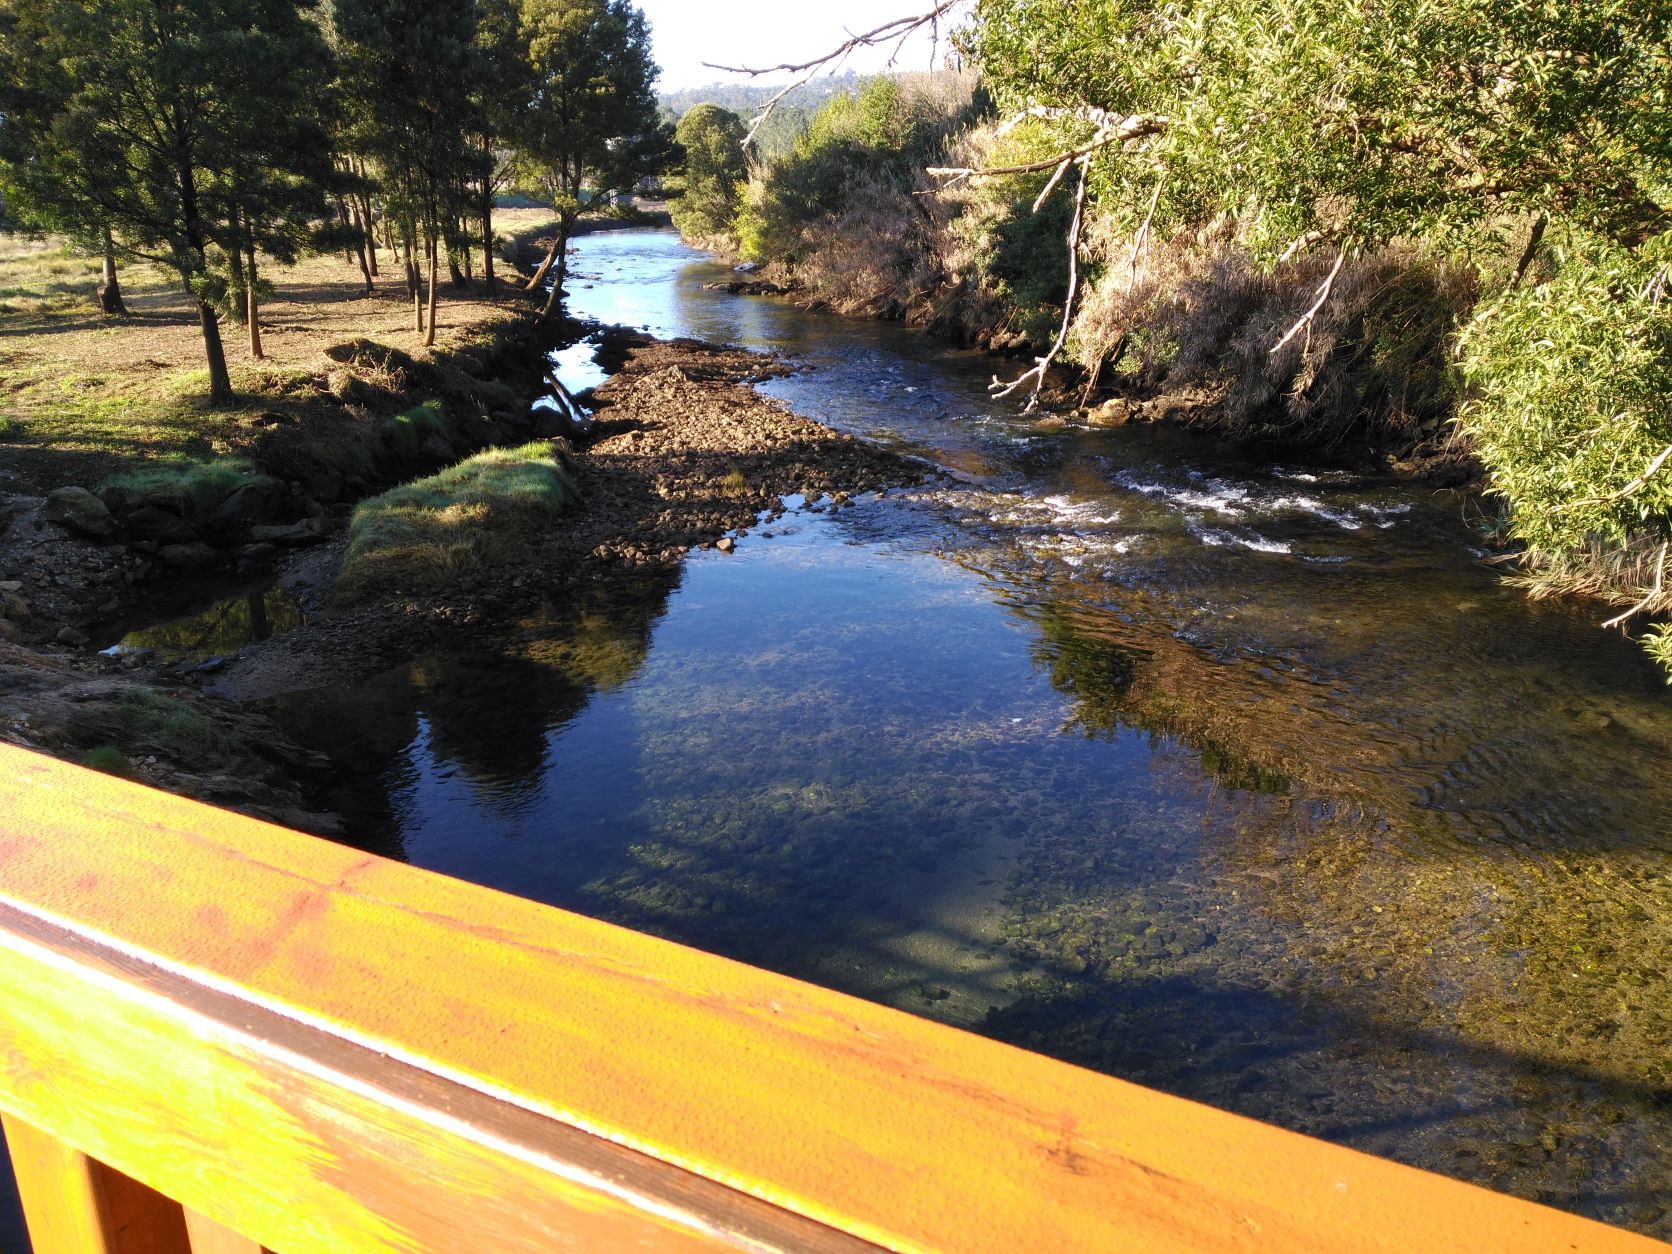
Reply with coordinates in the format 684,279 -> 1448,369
669,2 -> 1672,676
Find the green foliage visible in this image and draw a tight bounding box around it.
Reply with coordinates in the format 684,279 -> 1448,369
737,75 -> 978,265
79,745 -> 136,777
670,105 -> 747,244
1643,623 -> 1672,679
337,441 -> 578,601
965,0 -> 1672,262
516,0 -> 675,311
0,0 -> 339,400
1457,230 -> 1672,554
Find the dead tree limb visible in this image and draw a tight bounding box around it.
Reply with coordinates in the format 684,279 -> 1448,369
706,1 -> 966,149
1602,540 -> 1669,629
1270,247 -> 1348,356
989,157 -> 1091,411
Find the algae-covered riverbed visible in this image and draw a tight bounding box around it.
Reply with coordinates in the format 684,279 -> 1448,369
187,230 -> 1670,1234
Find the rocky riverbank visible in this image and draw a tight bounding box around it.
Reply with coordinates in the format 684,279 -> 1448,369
211,330 -> 925,702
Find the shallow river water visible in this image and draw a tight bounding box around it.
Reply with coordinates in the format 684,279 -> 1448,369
166,230 -> 1672,1233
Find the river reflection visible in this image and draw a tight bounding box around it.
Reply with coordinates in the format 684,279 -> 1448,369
263,229 -> 1671,1237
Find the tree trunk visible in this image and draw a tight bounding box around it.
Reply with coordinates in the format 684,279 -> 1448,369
347,199 -> 374,294
424,235 -> 440,348
481,178 -> 495,290
448,252 -> 465,288
539,214 -> 574,318
406,233 -> 424,334
98,230 -> 128,316
196,297 -> 234,406
226,221 -> 247,324
176,158 -> 232,406
246,246 -> 264,360
332,193 -> 357,268
525,237 -> 560,291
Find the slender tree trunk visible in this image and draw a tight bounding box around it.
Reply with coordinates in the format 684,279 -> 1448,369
246,246 -> 264,360
539,213 -> 574,318
406,232 -> 424,333
481,176 -> 495,290
226,217 -> 248,325
177,159 -> 233,405
98,229 -> 128,316
196,296 -> 234,404
347,199 -> 374,293
360,193 -> 381,276
424,234 -> 440,348
332,193 -> 357,268
525,237 -> 560,291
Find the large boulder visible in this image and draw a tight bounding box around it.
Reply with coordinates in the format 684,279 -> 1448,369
43,487 -> 119,537
156,541 -> 221,569
125,505 -> 199,545
205,479 -> 284,538
250,518 -> 331,547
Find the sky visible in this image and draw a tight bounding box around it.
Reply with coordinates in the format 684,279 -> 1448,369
633,1 -> 962,91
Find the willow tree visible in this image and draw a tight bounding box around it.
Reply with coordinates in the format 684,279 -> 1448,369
0,0 -> 337,403
517,0 -> 675,315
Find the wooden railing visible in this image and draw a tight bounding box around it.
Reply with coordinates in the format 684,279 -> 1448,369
0,741 -> 1660,1253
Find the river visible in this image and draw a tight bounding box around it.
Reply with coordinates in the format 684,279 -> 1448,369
142,228 -> 1672,1234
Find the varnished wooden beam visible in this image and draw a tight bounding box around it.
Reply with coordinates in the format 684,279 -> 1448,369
0,742 -> 1659,1253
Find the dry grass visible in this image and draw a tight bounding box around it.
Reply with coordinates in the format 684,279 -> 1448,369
0,208 -> 560,494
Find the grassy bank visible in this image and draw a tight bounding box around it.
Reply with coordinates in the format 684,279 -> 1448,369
336,441 -> 578,604
0,208 -> 567,501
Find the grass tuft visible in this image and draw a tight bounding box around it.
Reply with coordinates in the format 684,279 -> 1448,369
79,745 -> 137,777
104,457 -> 274,519
104,690 -> 219,758
336,441 -> 578,603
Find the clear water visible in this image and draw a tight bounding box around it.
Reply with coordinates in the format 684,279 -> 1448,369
265,229 -> 1672,1233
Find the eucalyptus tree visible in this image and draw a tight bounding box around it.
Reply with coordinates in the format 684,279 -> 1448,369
0,0 -> 338,403
517,0 -> 676,315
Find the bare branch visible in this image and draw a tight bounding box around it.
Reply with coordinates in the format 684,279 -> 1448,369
990,157 -> 1091,411
927,113 -> 1166,183
1269,247 -> 1348,356
1602,540 -> 1669,629
1127,175 -> 1164,293
705,2 -> 966,149
1555,441 -> 1672,514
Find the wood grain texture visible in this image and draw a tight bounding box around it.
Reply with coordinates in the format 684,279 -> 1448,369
184,1209 -> 268,1254
3,1115 -> 190,1254
0,742 -> 1661,1253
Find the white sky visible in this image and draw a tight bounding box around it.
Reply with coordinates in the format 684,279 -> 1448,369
634,1 -> 963,91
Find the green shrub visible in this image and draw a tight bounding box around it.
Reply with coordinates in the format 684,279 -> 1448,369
336,441 -> 578,602
79,745 -> 135,777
